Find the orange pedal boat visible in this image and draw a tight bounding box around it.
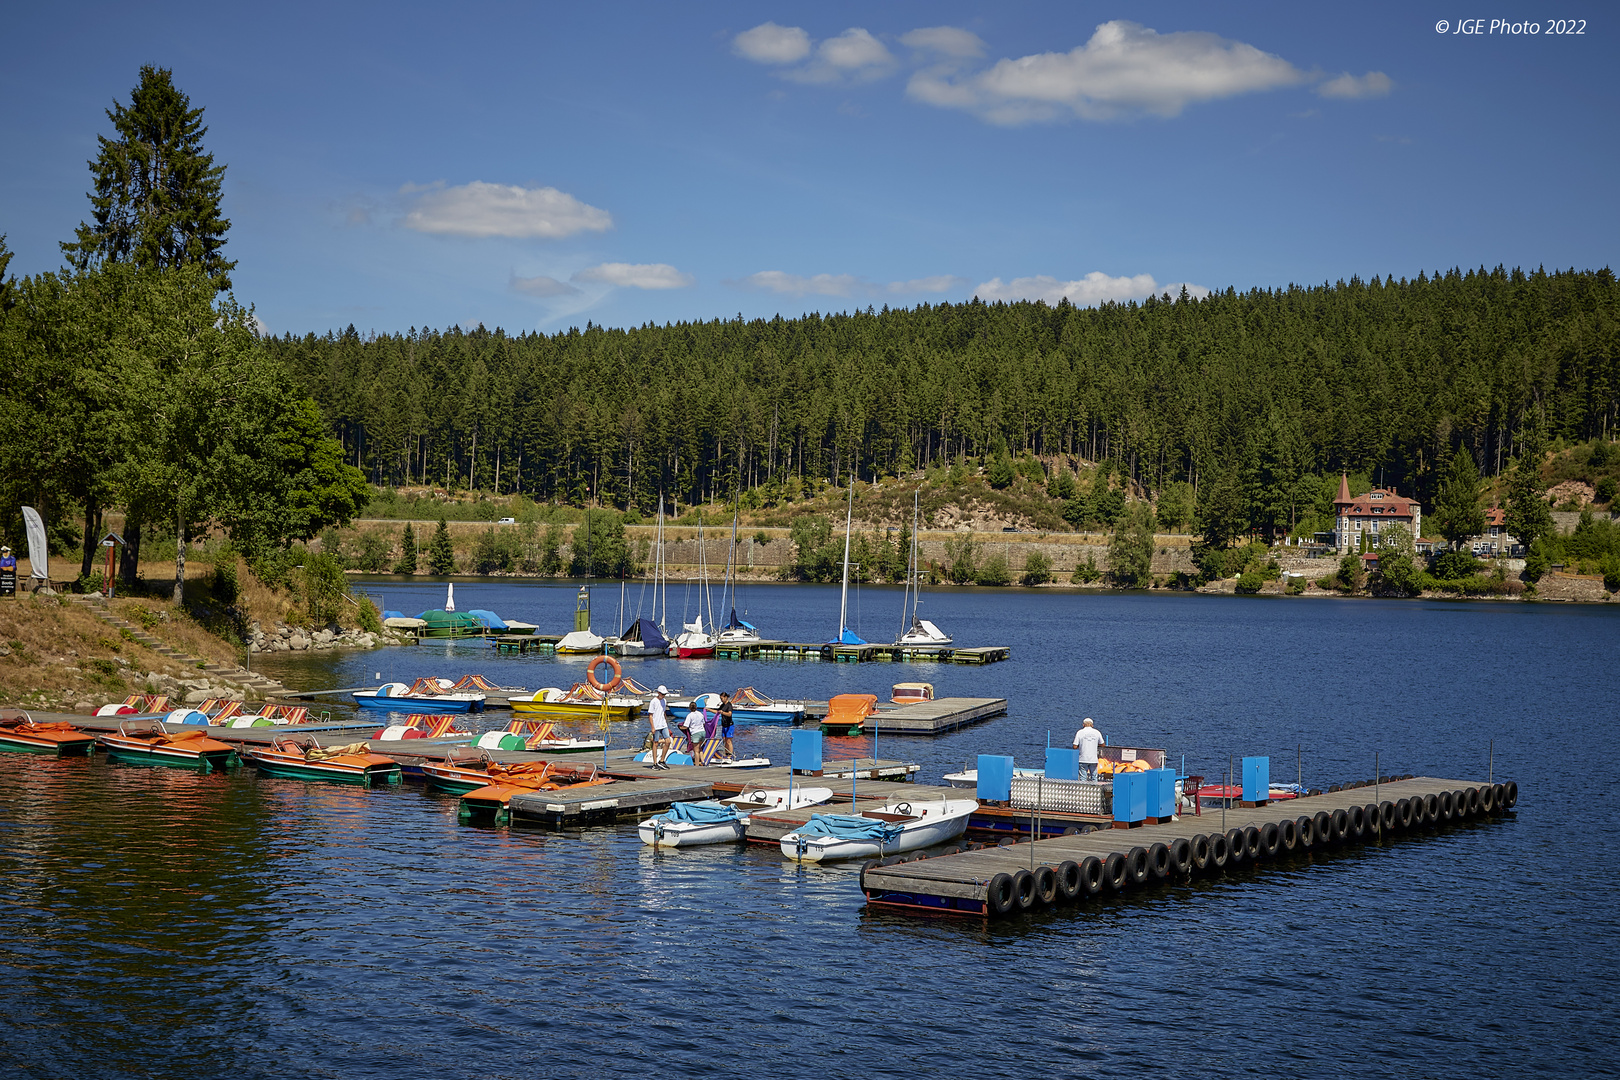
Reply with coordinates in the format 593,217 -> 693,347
457,760 -> 615,824
242,735 -> 402,786
0,710 -> 98,756
96,719 -> 238,771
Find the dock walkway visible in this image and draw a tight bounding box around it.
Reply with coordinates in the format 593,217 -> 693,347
860,776 -> 1517,920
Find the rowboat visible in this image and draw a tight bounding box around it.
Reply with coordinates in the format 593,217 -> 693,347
0,710 -> 97,755
508,686 -> 639,723
96,720 -> 238,772
638,786 -> 834,848
780,797 -> 977,862
458,763 -> 616,825
242,736 -> 402,786
353,678 -> 486,713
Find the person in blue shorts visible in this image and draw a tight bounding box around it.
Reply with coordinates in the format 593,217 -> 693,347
717,692 -> 736,762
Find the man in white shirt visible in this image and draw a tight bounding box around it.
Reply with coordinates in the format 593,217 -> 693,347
648,686 -> 672,768
1072,717 -> 1106,781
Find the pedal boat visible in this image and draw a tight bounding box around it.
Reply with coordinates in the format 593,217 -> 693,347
780,797 -> 977,863
507,685 -> 639,723
638,786 -> 834,848
242,735 -> 402,786
353,678 -> 485,713
471,720 -> 605,755
96,719 -> 238,772
0,711 -> 97,755
457,762 -> 615,824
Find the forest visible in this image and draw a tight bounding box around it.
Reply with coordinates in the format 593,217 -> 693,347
270,266 -> 1620,543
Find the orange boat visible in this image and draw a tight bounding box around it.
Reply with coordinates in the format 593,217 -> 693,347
820,693 -> 879,734
457,761 -> 615,824
96,719 -> 238,771
242,735 -> 402,786
0,710 -> 97,756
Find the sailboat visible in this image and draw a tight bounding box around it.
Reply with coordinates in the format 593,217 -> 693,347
609,500 -> 672,658
830,477 -> 867,646
895,489 -> 951,647
557,583 -> 604,654
716,504 -> 762,646
672,513 -> 716,658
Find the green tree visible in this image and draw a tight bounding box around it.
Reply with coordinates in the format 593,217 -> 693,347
1432,446 -> 1486,549
1020,549 -> 1052,586
428,517 -> 455,575
355,529 -> 391,573
568,508 -> 632,577
393,523 -> 418,574
1504,442 -> 1554,552
1070,553 -> 1100,583
1107,502 -> 1155,587
986,452 -> 1015,489
1595,477 -> 1617,505
1191,466 -> 1247,580
1374,524 -> 1421,595
943,533 -> 979,583
62,66 -> 234,290
1154,481 -> 1192,533
975,553 -> 1011,585
0,234 -> 15,314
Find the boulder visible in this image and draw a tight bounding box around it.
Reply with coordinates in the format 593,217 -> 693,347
184,688 -> 212,705
288,635 -> 309,651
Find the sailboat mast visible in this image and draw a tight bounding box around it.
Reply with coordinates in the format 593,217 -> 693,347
838,477 -> 854,637
723,504 -> 740,620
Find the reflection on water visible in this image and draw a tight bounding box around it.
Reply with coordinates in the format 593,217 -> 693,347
3,588 -> 1617,1078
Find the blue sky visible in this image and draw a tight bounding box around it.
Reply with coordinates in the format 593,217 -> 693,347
2,2 -> 1614,336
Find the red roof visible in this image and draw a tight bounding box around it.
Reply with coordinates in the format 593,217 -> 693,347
1334,473 -> 1352,506
1485,507 -> 1505,526
1340,489 -> 1420,517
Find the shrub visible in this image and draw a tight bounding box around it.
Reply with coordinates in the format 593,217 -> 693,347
1432,550 -> 1483,581
357,595 -> 383,634
1235,572 -> 1264,594
1020,550 -> 1052,586
1286,576 -> 1306,595
986,454 -> 1015,490
1596,476 -> 1617,505
355,529 -> 392,573
301,553 -> 349,625
211,560 -> 239,606
976,554 -> 1011,586
1070,553 -> 1101,583
944,534 -> 980,584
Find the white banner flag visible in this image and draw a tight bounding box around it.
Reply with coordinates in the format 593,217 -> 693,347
20,506 -> 47,581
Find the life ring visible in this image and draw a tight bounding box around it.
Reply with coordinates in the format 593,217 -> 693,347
987,873 -> 1015,917
585,654 -> 622,692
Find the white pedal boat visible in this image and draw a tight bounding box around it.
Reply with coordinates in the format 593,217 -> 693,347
780,797 -> 978,862
639,786 -> 834,848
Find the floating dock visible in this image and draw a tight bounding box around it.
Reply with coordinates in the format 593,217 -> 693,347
860,776 -> 1518,920
716,641 -> 1009,664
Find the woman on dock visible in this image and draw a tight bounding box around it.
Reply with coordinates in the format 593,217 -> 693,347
683,704 -> 706,759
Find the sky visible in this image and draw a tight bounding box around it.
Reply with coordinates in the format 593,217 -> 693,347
2,2 -> 1615,337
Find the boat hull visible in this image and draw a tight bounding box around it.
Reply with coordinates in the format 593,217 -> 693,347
97,736 -> 237,772
675,645 -> 714,659
637,817 -> 747,847
353,693 -> 479,713
245,750 -> 402,786
0,730 -> 97,756
780,803 -> 974,863
509,699 -> 637,723
607,641 -> 665,657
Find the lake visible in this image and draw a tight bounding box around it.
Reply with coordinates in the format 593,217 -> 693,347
2,580 -> 1616,1078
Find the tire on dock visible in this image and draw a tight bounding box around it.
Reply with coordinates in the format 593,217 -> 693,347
1124,846 -> 1150,887
1167,837 -> 1192,876
1465,786 -> 1481,815
1225,829 -> 1246,867
1079,856 -> 1104,897
1421,794 -> 1439,824
1146,843 -> 1171,881
1207,831 -> 1230,870
1330,808 -> 1349,841
1438,790 -> 1455,821
1055,860 -> 1082,903
1190,833 -> 1211,872
1101,851 -> 1127,891
1295,815 -> 1316,850
1242,826 -> 1261,861
1011,869 -> 1036,912
1503,781 -> 1518,809
1478,785 -> 1495,813
1345,804 -> 1365,841
987,873 -> 1016,917
1033,865 -> 1057,905
860,859 -> 880,890
1259,821 -> 1280,857
1277,818 -> 1298,854
1394,799 -> 1413,829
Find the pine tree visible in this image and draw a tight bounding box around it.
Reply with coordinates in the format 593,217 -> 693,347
62,66 -> 235,290
427,517 -> 455,575
393,523 -> 418,575
0,234 -> 15,314
1433,446 -> 1486,549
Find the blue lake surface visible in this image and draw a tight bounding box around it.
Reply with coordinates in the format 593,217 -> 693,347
3,581 -> 1617,1078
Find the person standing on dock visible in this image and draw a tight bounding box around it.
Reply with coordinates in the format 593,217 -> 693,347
648,686 -> 673,768
684,703 -> 707,760
717,692 -> 736,763
1073,717 -> 1106,781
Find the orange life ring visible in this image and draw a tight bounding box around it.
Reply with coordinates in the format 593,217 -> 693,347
586,654 -> 622,693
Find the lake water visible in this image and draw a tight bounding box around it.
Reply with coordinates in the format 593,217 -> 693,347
3,581 -> 1617,1078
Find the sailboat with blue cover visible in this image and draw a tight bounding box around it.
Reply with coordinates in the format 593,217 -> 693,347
830,477 -> 866,647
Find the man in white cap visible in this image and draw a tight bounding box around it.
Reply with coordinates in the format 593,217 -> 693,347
1072,717 -> 1105,781
648,686 -> 672,768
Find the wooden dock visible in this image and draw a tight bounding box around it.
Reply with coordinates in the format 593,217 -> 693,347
859,776 -> 1519,920
863,697 -> 1006,735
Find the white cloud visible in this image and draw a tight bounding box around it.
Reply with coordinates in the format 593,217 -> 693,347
908,20 -> 1304,124
572,263 -> 695,290
402,181 -> 612,239
734,22 -> 812,64
511,274 -> 579,298
731,271 -> 967,298
973,272 -> 1208,307
1316,71 -> 1393,99
900,26 -> 986,58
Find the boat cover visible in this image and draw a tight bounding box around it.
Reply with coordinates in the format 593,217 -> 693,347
382,609 -> 405,620
723,609 -> 756,631
619,618 -> 670,652
797,813 -> 902,842
467,609 -> 508,630
416,609 -> 483,633
662,800 -> 742,824
832,628 -> 868,646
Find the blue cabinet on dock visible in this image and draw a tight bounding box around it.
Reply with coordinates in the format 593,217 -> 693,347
1242,756 -> 1270,802
1113,772 -> 1147,823
792,730 -> 823,773
1146,769 -> 1177,819
977,755 -> 1014,802
1045,748 -> 1080,781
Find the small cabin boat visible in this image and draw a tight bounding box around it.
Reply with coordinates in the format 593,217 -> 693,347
891,682 -> 934,705
0,711 -> 97,756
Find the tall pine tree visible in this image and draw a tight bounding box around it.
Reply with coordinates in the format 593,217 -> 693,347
1432,446 -> 1486,550
393,523 -> 418,575
62,66 -> 234,290
428,517 -> 455,575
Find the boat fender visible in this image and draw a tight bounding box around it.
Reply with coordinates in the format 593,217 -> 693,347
1394,799 -> 1412,829
1124,846 -> 1149,887
1478,785 -> 1495,814
1344,805 -> 1365,841
1079,856 -> 1104,897
1189,834 -> 1211,872
1207,831 -> 1229,870
1242,826 -> 1261,861
1423,794 -> 1440,823
1465,786 -> 1481,815
1146,842 -> 1170,880
1055,861 -> 1082,902
1314,811 -> 1335,845
1437,789 -> 1454,821
860,858 -> 880,891
1378,802 -> 1397,832
1276,818 -> 1298,854
1225,829 -> 1246,866
1032,865 -> 1057,905
819,645 -> 834,663
1101,852 -> 1127,891
1167,837 -> 1192,876
1330,808 -> 1349,840
1012,869 -> 1036,911
1406,797 -> 1426,828
986,873 -> 1016,917
1503,781 -> 1518,809
1259,821 -> 1280,857
1295,816 -> 1315,849
586,655 -> 623,693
